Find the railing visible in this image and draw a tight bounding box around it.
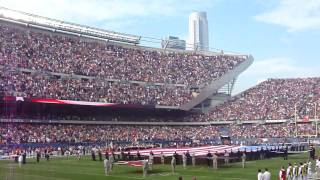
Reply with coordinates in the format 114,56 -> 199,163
0,118 -> 317,125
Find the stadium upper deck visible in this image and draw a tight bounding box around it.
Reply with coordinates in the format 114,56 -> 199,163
0,9 -> 250,107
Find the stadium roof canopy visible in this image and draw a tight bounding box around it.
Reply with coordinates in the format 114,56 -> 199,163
0,6 -> 141,44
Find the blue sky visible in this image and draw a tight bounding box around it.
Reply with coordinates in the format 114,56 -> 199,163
1,0 -> 319,94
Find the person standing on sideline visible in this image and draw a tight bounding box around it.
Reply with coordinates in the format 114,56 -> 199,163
109,151 -> 115,171
224,150 -> 230,166
212,152 -> 218,170
149,151 -> 154,170
77,148 -> 82,160
309,145 -> 315,160
293,163 -> 298,180
283,147 -> 288,160
142,160 -> 149,177
263,168 -> 271,180
279,166 -> 286,180
91,149 -> 96,161
18,153 -> 23,167
137,151 -> 141,160
286,163 -> 293,180
257,169 -> 263,180
103,159 -> 111,176
186,150 -> 191,165
45,150 -> 50,161
36,150 -> 41,163
206,151 -> 212,167
22,151 -> 26,164
173,151 -> 179,165
160,152 -> 165,165
182,152 -> 187,169
307,161 -> 312,179
171,155 -> 176,174
298,162 -> 304,180
192,152 -> 196,167
98,149 -> 102,161
242,152 -> 246,168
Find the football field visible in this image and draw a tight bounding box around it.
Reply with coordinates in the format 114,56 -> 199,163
0,153 -> 313,180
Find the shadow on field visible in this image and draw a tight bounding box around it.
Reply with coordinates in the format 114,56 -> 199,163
128,169 -> 168,175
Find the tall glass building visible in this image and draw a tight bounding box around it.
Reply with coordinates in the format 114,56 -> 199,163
188,11 -> 209,51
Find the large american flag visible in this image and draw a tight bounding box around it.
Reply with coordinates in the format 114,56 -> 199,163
120,145 -> 240,157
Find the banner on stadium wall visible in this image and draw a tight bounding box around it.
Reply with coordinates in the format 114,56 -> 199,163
1,96 -> 151,108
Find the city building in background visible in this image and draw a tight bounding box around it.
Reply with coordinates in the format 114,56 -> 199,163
187,11 -> 209,51
161,36 -> 186,50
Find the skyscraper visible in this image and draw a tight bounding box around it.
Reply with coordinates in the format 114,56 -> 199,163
188,11 -> 209,51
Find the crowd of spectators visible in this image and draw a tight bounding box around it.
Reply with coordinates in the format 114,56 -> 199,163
1,71 -> 193,106
228,123 -> 315,138
204,78 -> 320,121
0,23 -> 245,86
0,123 -> 316,146
0,22 -> 246,106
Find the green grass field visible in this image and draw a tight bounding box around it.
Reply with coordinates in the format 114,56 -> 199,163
0,153 -> 314,180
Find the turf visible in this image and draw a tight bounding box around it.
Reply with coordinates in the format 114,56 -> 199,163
0,153 -> 314,180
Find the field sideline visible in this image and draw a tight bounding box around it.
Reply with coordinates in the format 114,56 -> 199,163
0,153 -> 314,180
